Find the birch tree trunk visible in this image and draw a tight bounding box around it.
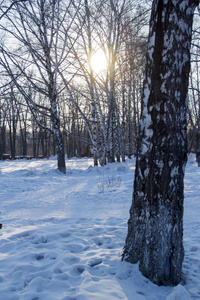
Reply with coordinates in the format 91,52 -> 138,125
51,100 -> 66,173
196,120 -> 200,166
85,0 -> 98,166
123,0 -> 198,286
127,86 -> 132,159
195,64 -> 200,166
121,85 -> 126,162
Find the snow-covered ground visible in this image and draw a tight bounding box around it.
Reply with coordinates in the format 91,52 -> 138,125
0,155 -> 199,300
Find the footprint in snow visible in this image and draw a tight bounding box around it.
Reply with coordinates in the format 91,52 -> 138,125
88,258 -> 102,267
190,246 -> 198,252
35,253 -> 44,261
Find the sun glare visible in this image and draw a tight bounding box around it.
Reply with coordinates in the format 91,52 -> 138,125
91,50 -> 107,74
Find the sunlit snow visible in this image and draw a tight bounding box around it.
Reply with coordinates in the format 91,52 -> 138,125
0,155 -> 200,299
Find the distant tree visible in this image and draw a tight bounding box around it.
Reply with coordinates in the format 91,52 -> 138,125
18,101 -> 29,157
123,0 -> 199,286
0,0 -> 82,172
64,0 -> 100,165
189,61 -> 200,165
6,85 -> 20,159
189,12 -> 200,166
0,89 -> 7,159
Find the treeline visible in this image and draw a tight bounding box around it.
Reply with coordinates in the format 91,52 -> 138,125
0,0 -> 199,171
0,0 -> 149,172
189,8 -> 200,166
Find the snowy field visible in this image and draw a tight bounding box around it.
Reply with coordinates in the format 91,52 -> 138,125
0,155 -> 200,300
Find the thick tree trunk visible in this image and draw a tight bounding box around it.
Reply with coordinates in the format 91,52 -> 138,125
51,101 -> 66,173
54,127 -> 66,173
123,0 -> 198,286
52,110 -> 66,173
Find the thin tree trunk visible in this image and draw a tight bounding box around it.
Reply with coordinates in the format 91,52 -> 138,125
108,111 -> 115,163
127,86 -> 132,159
113,109 -> 120,162
196,64 -> 200,166
32,128 -> 36,158
123,0 -> 198,286
49,71 -> 66,172
85,0 -> 98,166
121,86 -> 126,162
196,129 -> 200,166
0,126 -> 6,160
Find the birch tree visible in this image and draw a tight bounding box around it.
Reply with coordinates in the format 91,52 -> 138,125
65,0 -> 99,165
6,85 -> 20,159
0,87 -> 7,159
0,0 -> 81,172
189,12 -> 200,166
94,0 -> 147,163
123,0 -> 199,286
189,60 -> 200,165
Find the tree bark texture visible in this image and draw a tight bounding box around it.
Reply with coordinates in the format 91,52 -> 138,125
123,0 -> 198,286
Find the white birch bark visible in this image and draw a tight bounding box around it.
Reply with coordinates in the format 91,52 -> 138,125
123,0 -> 198,286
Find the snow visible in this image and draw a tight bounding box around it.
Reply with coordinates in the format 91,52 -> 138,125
166,284 -> 191,300
0,155 -> 200,300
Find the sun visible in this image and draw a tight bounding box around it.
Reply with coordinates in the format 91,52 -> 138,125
91,49 -> 107,74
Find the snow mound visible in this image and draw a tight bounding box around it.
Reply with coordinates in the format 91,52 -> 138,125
166,284 -> 191,300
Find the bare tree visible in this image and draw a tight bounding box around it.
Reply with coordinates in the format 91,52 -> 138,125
0,0 -> 150,165
0,0 -> 82,172
89,0 -> 148,163
189,11 -> 200,165
0,85 -> 8,159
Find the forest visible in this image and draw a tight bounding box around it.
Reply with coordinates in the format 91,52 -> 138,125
0,0 -> 200,294
0,0 -> 199,172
